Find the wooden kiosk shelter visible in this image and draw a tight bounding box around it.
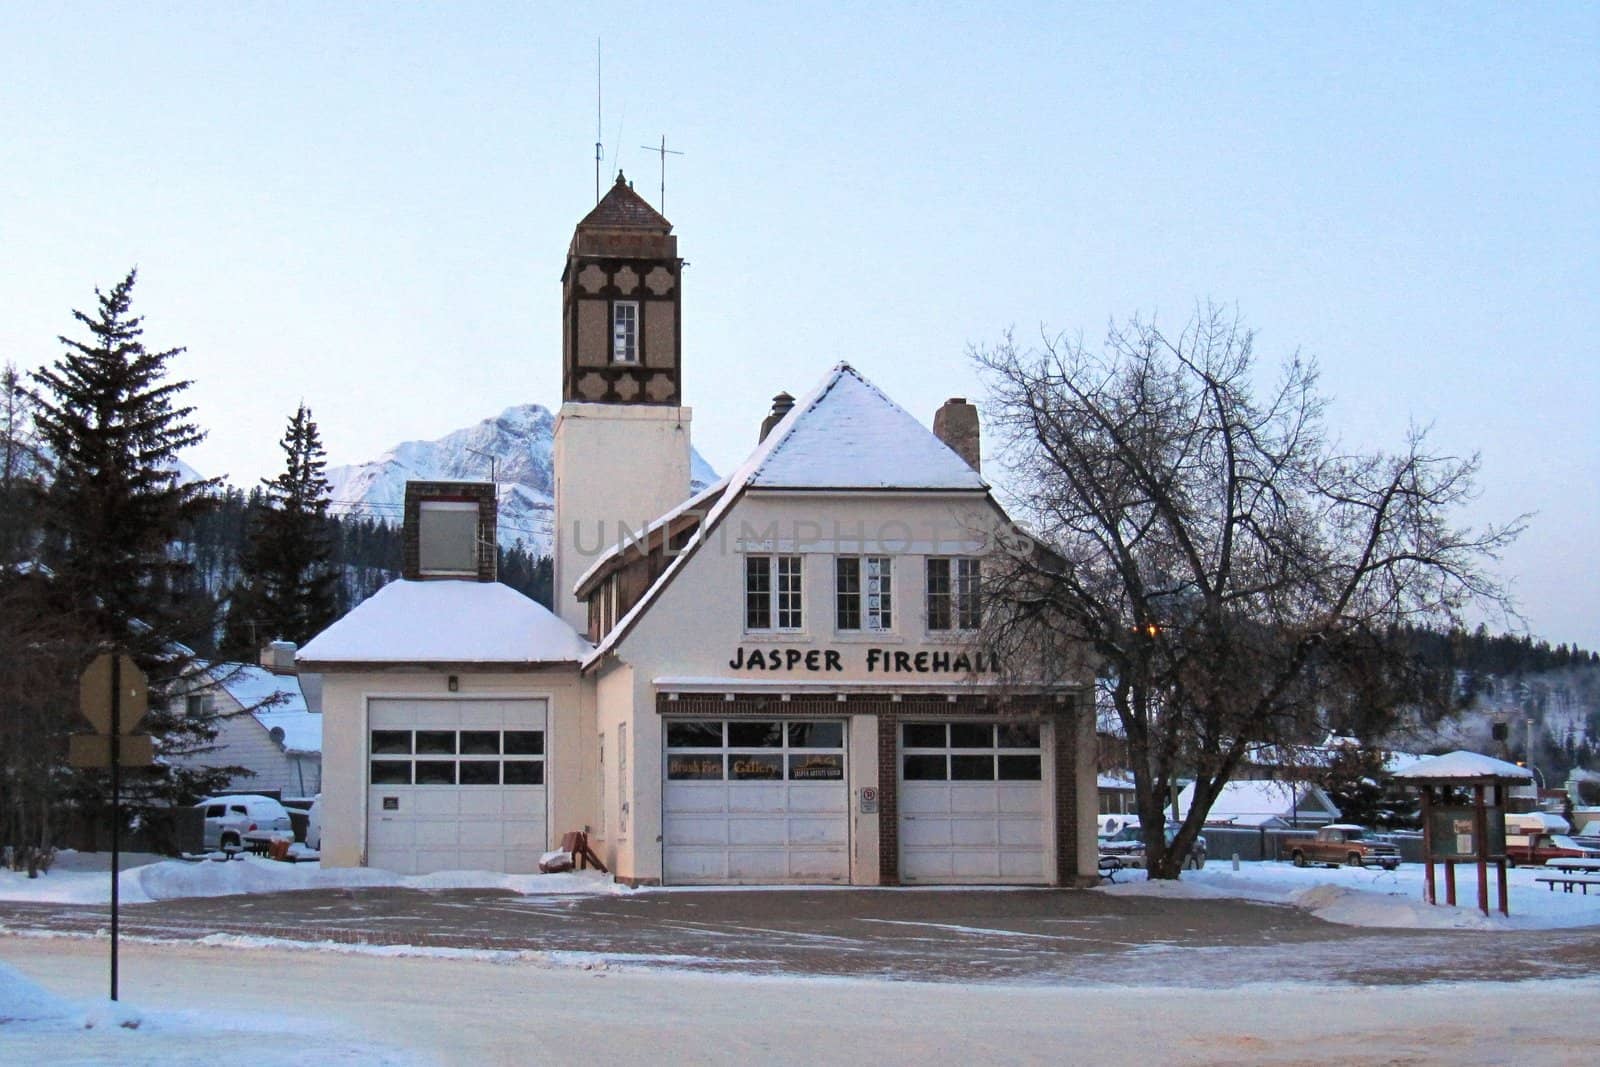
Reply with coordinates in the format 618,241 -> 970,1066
1392,751 -> 1532,917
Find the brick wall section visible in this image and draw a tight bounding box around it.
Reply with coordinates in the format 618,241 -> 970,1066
875,705 -> 900,884
402,481 -> 497,582
1054,700 -> 1080,885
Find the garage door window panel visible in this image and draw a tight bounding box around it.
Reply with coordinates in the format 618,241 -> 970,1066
902,754 -> 948,780
787,721 -> 843,748
902,723 -> 947,748
416,731 -> 456,755
415,761 -> 457,785
728,720 -> 783,747
950,723 -> 994,749
788,753 -> 844,780
668,721 -> 724,748
998,723 -> 1041,748
668,754 -> 725,780
372,731 -> 412,755
504,730 -> 544,756
460,731 -> 500,755
999,755 -> 1043,780
951,755 -> 995,780
460,761 -> 500,785
730,754 -> 784,780
371,760 -> 411,785
503,761 -> 544,785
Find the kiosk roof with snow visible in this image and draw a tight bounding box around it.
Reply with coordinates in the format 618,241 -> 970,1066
1390,750 -> 1534,784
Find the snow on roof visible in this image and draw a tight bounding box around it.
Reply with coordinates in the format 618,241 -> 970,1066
203,664 -> 320,755
298,580 -> 592,666
1390,750 -> 1534,782
1098,772 -> 1136,790
749,365 -> 988,491
583,364 -> 989,668
1176,779 -> 1340,822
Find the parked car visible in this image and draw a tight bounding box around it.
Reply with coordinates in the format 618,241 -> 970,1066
1099,821 -> 1207,870
1504,831 -> 1600,867
195,794 -> 293,852
1282,824 -> 1401,870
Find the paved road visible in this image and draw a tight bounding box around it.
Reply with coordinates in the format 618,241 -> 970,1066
4,888 -> 1598,986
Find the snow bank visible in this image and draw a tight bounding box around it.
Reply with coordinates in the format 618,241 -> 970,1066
0,961 -> 142,1032
1100,860 -> 1600,930
0,854 -> 623,905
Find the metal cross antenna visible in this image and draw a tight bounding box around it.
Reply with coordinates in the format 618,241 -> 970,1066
594,40 -> 603,202
641,135 -> 684,214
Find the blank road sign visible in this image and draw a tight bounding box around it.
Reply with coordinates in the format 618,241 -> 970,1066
79,653 -> 149,735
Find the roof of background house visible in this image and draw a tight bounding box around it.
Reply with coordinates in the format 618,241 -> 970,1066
298,580 -> 592,667
1175,779 -> 1341,823
201,664 -> 320,755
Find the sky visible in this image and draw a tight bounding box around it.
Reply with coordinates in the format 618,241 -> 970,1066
1,4 -> 1595,648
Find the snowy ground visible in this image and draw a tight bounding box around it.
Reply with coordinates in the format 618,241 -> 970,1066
4,855 -> 1599,1062
6,850 -> 1596,932
3,937 -> 1598,1066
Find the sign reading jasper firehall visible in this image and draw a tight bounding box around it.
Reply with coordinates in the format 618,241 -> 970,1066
728,646 -> 1001,673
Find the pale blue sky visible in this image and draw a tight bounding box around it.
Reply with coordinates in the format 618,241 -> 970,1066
2,4 -> 1595,646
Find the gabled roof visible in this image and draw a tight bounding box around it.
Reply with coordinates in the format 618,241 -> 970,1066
581,363 -> 990,669
572,475 -> 731,599
1175,779 -> 1341,824
299,580 -> 592,668
576,171 -> 671,232
201,664 -> 321,755
749,365 -> 988,491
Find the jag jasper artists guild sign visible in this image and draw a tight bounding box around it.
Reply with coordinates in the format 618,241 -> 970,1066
728,646 -> 1001,674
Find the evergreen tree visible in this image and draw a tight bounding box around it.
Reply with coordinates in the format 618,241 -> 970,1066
27,269 -> 236,825
0,363 -> 47,565
223,404 -> 337,657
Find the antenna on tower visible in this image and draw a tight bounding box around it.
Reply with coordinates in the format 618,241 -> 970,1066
640,135 -> 684,214
594,39 -> 603,202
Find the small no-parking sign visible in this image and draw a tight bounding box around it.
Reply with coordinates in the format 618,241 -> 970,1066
859,786 -> 879,814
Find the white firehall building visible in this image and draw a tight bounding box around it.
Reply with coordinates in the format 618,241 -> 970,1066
300,177 -> 1098,886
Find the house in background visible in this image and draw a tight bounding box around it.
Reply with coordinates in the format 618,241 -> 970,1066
1175,778 -> 1341,829
170,641 -> 322,798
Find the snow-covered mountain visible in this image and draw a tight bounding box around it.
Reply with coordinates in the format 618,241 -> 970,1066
325,403 -> 717,556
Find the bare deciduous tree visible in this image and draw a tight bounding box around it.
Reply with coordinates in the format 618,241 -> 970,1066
973,305 -> 1521,878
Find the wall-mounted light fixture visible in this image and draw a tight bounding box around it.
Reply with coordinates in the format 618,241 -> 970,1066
447,675 -> 459,692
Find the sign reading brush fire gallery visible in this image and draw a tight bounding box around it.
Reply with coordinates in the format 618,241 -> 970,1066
727,646 -> 1001,673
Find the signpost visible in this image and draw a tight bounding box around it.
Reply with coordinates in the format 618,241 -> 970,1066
68,651 -> 153,1001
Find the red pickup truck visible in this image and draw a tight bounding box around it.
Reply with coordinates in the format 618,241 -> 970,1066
1282,824 -> 1401,870
1504,831 -> 1600,867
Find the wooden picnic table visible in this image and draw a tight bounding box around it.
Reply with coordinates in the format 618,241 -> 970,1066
1543,857 -> 1600,874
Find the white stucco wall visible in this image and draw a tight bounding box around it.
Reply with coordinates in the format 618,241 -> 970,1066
552,402 -> 692,632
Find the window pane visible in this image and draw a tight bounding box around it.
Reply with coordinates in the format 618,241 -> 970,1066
951,754 -> 995,781
902,723 -> 947,748
902,754 -> 947,780
745,556 -> 772,630
997,722 -> 1041,748
418,503 -> 479,575
957,558 -> 982,629
728,721 -> 783,747
612,302 -> 638,363
667,721 -> 724,748
998,755 -> 1043,780
789,753 -> 844,780
415,731 -> 455,755
836,556 -> 861,631
504,731 -> 544,756
503,761 -> 544,785
926,558 -> 952,630
460,731 -> 500,755
370,761 -> 411,785
950,723 -> 994,749
866,557 -> 892,629
371,730 -> 411,755
776,556 -> 803,630
667,754 -> 724,780
729,754 -> 783,780
787,721 -> 844,749
460,761 -> 499,785
414,760 -> 456,785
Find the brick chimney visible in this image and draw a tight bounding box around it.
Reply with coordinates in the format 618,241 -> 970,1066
759,391 -> 796,443
403,480 -> 498,581
933,398 -> 980,472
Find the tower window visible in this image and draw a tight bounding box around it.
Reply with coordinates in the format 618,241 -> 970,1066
612,301 -> 639,364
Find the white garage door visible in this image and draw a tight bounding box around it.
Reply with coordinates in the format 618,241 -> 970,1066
898,721 -> 1051,884
663,719 -> 849,885
366,699 -> 547,875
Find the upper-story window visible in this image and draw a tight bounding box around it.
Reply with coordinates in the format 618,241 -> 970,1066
746,555 -> 803,631
612,301 -> 639,364
926,557 -> 981,631
418,500 -> 481,576
836,555 -> 892,631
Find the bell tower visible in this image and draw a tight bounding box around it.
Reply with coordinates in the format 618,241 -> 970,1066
552,173 -> 692,631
